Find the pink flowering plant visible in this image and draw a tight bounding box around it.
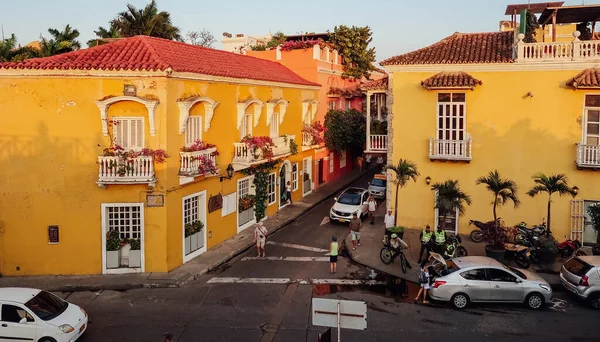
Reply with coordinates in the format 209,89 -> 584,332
181,140 -> 219,154
301,121 -> 325,145
102,145 -> 169,176
241,136 -> 274,160
279,39 -> 333,52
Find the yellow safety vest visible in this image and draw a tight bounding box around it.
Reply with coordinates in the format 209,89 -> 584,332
421,230 -> 433,243
435,230 -> 446,244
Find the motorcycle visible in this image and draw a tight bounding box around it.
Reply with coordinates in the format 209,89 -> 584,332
468,219 -> 501,243
514,221 -> 547,246
380,239 -> 410,273
515,244 -> 539,269
557,236 -> 586,258
443,234 -> 468,259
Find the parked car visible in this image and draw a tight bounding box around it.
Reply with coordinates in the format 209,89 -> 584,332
560,256 -> 600,309
0,287 -> 88,342
427,255 -> 552,310
367,173 -> 387,199
329,187 -> 369,223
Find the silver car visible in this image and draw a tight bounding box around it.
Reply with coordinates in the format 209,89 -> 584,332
560,256 -> 600,309
428,254 -> 552,310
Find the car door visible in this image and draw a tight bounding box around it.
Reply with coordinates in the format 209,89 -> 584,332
486,268 -> 524,302
457,268 -> 491,302
0,303 -> 37,342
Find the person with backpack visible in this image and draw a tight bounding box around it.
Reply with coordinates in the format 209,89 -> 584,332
414,260 -> 430,304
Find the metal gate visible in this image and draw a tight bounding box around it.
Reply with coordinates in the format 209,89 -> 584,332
570,199 -> 584,241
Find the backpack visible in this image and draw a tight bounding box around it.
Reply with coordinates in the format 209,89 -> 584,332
418,269 -> 428,284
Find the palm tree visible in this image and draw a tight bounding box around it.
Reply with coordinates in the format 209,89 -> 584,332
385,159 -> 419,226
87,24 -> 121,47
112,0 -> 182,41
40,25 -> 81,56
431,180 -> 472,231
527,173 -> 577,235
476,170 -> 520,225
0,34 -> 40,62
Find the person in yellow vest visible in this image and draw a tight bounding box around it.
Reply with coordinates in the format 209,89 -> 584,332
417,224 -> 433,263
433,224 -> 447,255
329,235 -> 340,274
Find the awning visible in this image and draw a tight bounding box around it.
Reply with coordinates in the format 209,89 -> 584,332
567,69 -> 600,89
538,5 -> 600,25
421,72 -> 482,90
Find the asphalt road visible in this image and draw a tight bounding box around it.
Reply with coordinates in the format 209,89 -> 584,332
68,172 -> 600,342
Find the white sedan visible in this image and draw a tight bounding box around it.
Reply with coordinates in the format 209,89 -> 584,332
0,287 -> 88,342
329,187 -> 370,223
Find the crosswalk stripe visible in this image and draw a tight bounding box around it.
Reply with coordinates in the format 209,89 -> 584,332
266,241 -> 329,253
241,256 -> 330,262
206,277 -> 387,286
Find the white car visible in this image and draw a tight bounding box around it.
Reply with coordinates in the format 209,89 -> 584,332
329,187 -> 370,223
0,287 -> 88,342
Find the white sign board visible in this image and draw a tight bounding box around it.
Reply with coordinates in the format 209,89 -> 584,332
312,298 -> 367,330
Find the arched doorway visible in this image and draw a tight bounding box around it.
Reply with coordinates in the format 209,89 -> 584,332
279,160 -> 292,208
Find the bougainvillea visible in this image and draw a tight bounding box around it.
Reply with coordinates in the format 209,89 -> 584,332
240,160 -> 281,221
238,194 -> 256,212
102,145 -> 169,175
181,139 -> 219,155
242,135 -> 274,160
302,121 -> 325,145
279,39 -> 333,51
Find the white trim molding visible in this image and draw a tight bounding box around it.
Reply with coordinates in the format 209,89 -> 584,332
237,99 -> 264,129
177,96 -> 219,134
266,99 -> 289,125
318,68 -> 343,75
383,61 -> 600,73
302,100 -> 318,123
96,96 -> 159,136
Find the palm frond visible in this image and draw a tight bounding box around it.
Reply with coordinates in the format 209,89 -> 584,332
385,159 -> 419,187
431,179 -> 471,215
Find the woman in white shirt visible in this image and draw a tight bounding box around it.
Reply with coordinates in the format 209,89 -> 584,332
286,181 -> 292,204
367,195 -> 377,225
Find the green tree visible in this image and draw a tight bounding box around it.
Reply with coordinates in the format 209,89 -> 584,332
323,109 -> 366,155
576,22 -> 593,41
328,25 -> 376,79
527,173 -> 577,235
431,180 -> 472,231
39,24 -> 81,56
587,204 -> 600,245
386,159 -> 419,226
524,10 -> 540,43
0,34 -> 40,62
87,23 -> 121,47
112,0 -> 182,40
476,170 -> 520,226
250,31 -> 286,51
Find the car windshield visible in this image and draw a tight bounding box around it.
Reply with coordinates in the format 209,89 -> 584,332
506,265 -> 527,279
24,290 -> 68,321
338,193 -> 361,205
371,179 -> 386,187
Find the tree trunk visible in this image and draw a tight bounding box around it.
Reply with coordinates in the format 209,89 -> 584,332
394,183 -> 399,226
547,196 -> 552,236
492,198 -> 498,226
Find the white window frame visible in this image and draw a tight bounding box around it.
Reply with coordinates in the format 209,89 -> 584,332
583,95 -> 600,145
112,117 -> 145,150
340,149 -> 347,168
292,163 -> 299,191
329,101 -> 335,110
433,191 -> 459,234
329,152 -> 334,173
182,191 -> 207,262
436,93 -> 466,142
270,112 -> 279,138
101,203 -> 145,274
237,175 -> 256,232
345,100 -> 351,110
185,116 -> 203,147
268,172 -> 276,205
302,156 -> 313,196
221,193 -> 237,217
241,113 -> 252,139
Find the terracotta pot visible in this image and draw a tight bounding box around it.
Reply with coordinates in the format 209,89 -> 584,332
484,245 -> 506,263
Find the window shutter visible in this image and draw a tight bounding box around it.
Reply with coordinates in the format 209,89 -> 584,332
186,116 -> 202,146
114,118 -> 128,149
133,118 -> 144,149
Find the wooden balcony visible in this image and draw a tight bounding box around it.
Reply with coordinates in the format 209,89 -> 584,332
97,155 -> 156,187
179,147 -> 218,177
576,143 -> 600,169
429,138 -> 472,162
232,135 -> 295,169
515,36 -> 600,63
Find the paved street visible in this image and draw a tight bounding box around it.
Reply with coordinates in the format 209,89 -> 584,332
65,172 -> 600,341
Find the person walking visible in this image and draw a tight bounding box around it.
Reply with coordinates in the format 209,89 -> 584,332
376,155 -> 384,171
417,224 -> 434,263
357,156 -> 364,172
414,261 -> 430,304
383,208 -> 395,243
286,181 -> 292,204
254,222 -> 268,257
329,235 -> 340,274
349,212 -> 362,249
433,224 -> 447,255
365,154 -> 372,169
367,195 -> 377,225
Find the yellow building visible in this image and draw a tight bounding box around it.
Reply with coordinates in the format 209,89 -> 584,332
381,20 -> 600,244
0,36 -> 320,276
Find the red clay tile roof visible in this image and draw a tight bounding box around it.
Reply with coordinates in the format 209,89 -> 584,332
380,31 -> 514,66
567,69 -> 600,88
421,72 -> 482,89
0,36 -> 320,87
360,77 -> 388,91
327,87 -> 361,97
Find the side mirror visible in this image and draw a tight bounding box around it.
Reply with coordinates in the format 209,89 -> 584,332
334,197 -> 338,201
19,317 -> 27,324
515,279 -> 522,284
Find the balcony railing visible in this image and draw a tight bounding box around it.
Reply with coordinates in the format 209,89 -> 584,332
302,132 -> 313,147
97,155 -> 156,186
368,135 -> 388,151
576,143 -> 600,168
233,135 -> 295,166
179,147 -> 217,177
429,138 -> 472,161
516,37 -> 600,63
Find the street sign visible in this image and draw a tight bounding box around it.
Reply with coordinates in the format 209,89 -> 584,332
312,298 -> 367,331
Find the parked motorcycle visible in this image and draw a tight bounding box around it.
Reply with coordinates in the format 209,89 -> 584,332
557,236 -> 586,258
514,221 -> 547,246
515,244 -> 539,269
443,234 -> 468,259
468,219 -> 501,243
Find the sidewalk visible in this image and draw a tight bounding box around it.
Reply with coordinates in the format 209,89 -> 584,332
346,212 -> 563,290
0,167 -> 374,292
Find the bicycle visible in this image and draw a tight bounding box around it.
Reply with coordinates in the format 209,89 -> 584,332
380,242 -> 408,273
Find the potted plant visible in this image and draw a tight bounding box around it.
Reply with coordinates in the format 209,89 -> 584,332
106,230 -> 121,269
476,170 -> 520,261
587,203 -> 600,255
128,238 -> 141,267
185,220 -> 205,254
238,194 -> 256,223
386,226 -> 405,240
534,234 -> 559,263
527,173 -> 577,236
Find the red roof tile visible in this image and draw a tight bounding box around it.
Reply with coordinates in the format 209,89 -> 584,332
567,69 -> 600,88
360,77 -> 388,91
421,72 -> 482,89
0,36 -> 320,87
327,87 -> 361,97
380,32 -> 514,66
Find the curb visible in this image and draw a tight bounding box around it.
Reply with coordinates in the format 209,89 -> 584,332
345,246 -> 420,286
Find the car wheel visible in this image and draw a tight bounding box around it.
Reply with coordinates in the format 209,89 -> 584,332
451,293 -> 470,310
588,293 -> 600,310
525,292 -> 545,310
39,338 -> 57,342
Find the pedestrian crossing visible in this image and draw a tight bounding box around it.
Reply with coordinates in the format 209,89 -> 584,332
241,256 -> 329,262
207,277 -> 386,286
265,241 -> 329,253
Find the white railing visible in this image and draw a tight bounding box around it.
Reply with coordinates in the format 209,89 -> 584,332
179,147 -> 217,177
516,35 -> 600,63
302,132 -> 313,146
369,135 -> 388,151
429,138 -> 472,161
233,135 -> 296,164
98,156 -> 155,183
577,143 -> 600,168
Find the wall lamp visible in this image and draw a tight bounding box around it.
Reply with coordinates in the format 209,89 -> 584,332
572,186 -> 579,196
220,164 -> 235,182
425,176 -> 431,185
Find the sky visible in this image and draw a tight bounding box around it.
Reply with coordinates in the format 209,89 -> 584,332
0,0 -> 597,62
